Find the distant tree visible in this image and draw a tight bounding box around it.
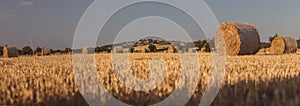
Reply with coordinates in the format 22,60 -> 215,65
148,44 -> 157,52
52,49 -> 62,54
193,40 -> 202,48
35,46 -> 42,53
50,49 -> 54,53
202,40 -> 214,52
148,39 -> 154,43
130,48 -> 134,53
99,45 -> 112,53
18,49 -> 22,55
22,46 -> 33,55
201,40 -> 208,48
71,49 -> 82,54
95,46 -> 101,53
64,47 -> 72,53
0,46 -> 3,56
194,40 -> 209,50
204,43 -> 211,52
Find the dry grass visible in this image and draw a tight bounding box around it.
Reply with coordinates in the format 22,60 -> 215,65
1,53 -> 300,105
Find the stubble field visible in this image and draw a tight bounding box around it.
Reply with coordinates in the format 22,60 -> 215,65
1,53 -> 300,106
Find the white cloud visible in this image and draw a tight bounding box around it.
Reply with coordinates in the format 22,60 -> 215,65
20,1 -> 34,6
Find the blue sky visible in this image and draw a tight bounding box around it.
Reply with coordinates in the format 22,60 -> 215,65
0,0 -> 299,49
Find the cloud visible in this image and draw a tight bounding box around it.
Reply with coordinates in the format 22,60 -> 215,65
20,1 -> 34,6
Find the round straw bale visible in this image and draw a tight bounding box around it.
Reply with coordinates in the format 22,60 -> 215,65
167,46 -> 174,53
113,46 -> 123,53
3,46 -> 19,58
188,48 -> 197,53
270,36 -> 285,54
82,47 -> 88,54
3,46 -> 8,58
283,37 -> 298,53
82,47 -> 94,54
214,22 -> 260,55
270,36 -> 297,54
141,48 -> 146,53
42,48 -> 51,56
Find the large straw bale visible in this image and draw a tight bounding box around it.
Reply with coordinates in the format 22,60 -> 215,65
3,46 -> 19,58
133,46 -> 149,53
283,37 -> 298,53
188,48 -> 197,53
214,22 -> 260,55
42,48 -> 51,56
167,46 -> 175,53
82,47 -> 94,54
270,36 -> 298,54
112,46 -> 124,53
123,48 -> 130,53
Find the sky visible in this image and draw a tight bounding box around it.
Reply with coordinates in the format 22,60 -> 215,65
0,0 -> 300,49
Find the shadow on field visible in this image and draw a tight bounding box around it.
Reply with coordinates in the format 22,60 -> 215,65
188,76 -> 300,106
7,76 -> 300,106
12,92 -> 89,106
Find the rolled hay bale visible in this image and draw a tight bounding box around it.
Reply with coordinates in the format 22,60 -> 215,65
123,48 -> 130,53
214,22 -> 260,55
270,36 -> 286,54
82,47 -> 88,54
167,46 -> 175,53
3,46 -> 19,58
188,48 -> 197,53
3,47 -> 7,58
41,48 -> 51,56
284,37 -> 298,53
82,47 -> 94,54
112,46 -> 123,53
141,48 -> 146,53
270,36 -> 298,54
134,46 -> 150,53
142,48 -> 150,53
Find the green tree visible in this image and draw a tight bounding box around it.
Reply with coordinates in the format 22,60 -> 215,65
95,46 -> 101,53
204,42 -> 211,52
193,40 -> 202,48
99,45 -> 112,53
130,48 -> 134,53
35,46 -> 42,54
0,46 -> 3,56
194,40 -> 210,50
64,47 -> 72,53
22,46 -> 33,55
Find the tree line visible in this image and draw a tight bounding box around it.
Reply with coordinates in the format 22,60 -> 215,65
1,36 -> 299,56
0,45 -> 72,56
